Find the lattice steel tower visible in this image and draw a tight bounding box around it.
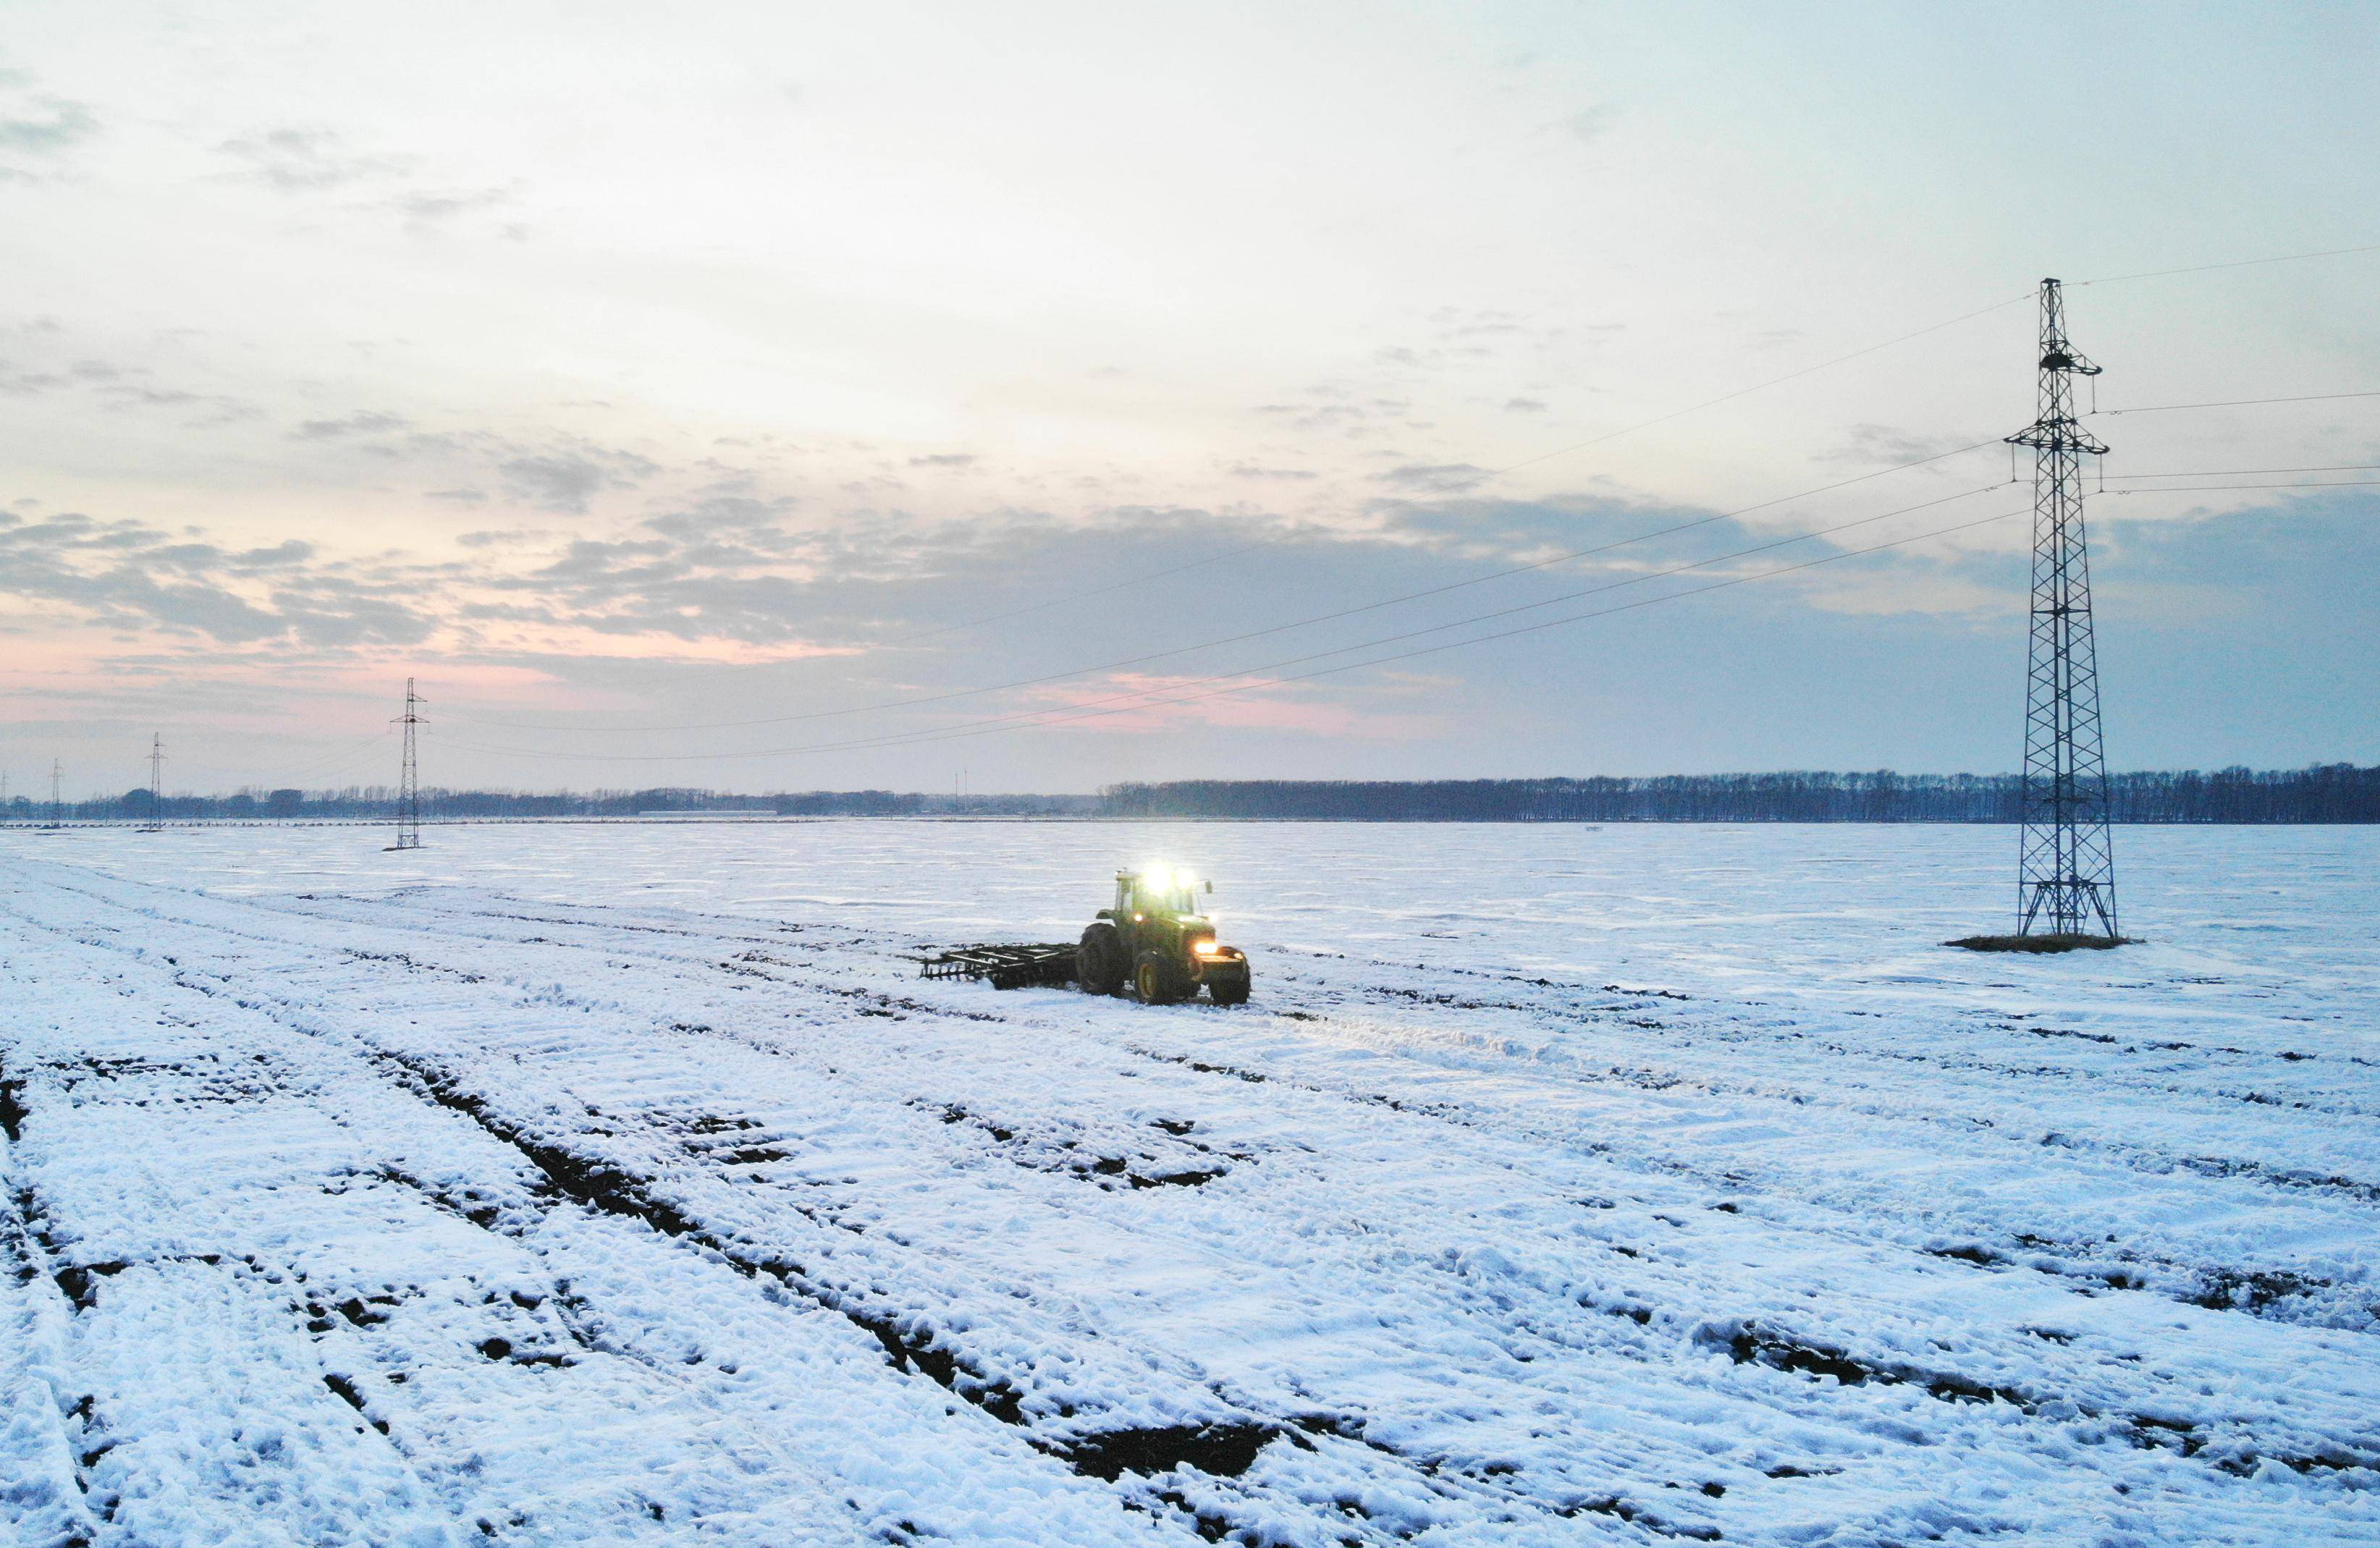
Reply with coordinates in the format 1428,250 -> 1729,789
389,678 -> 426,851
145,733 -> 164,833
2006,278 -> 2118,938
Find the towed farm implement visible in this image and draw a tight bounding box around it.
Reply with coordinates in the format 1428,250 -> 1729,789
916,865 -> 1252,1004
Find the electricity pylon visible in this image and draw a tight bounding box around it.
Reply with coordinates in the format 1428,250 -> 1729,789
2006,278 -> 2119,939
389,678 -> 426,851
145,733 -> 165,833
48,760 -> 64,830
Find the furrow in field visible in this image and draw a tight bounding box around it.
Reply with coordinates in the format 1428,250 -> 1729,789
0,884 -> 1209,1547
202,876 -> 2380,1332
6,857 -> 2376,1545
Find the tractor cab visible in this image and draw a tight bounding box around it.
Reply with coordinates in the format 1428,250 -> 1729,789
1077,863 -> 1251,1004
1115,867 -> 1205,921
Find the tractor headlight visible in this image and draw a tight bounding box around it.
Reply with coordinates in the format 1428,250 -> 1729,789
1193,939 -> 1225,958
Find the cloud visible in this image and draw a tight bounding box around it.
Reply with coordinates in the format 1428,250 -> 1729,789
214,127 -> 513,231
1377,463 -> 1490,494
1563,106 -> 1613,144
1820,423 -> 1978,465
908,452 -> 978,468
392,186 -> 515,224
217,127 -> 409,190
1022,670 -> 1442,740
0,509 -> 433,649
0,99 -> 96,155
430,488 -> 491,504
1228,464 -> 1317,481
499,449 -> 658,513
1252,389 -> 1413,433
1503,397 -> 1547,414
294,410 -> 411,439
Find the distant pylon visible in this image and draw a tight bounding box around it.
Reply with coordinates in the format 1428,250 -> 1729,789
48,759 -> 64,830
145,733 -> 165,833
389,678 -> 426,851
2005,278 -> 2119,939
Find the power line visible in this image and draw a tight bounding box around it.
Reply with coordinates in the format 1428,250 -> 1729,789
173,729 -> 396,790
1474,295 -> 2033,481
844,509 -> 2035,761
2105,462 -> 2380,478
444,436 -> 2009,737
2075,240 -> 2380,288
463,288 -> 2039,695
654,528 -> 1297,687
2098,389 -> 2380,416
439,492 -> 2022,766
527,237 -> 2377,706
672,507 -> 2041,762
2104,478 -> 2380,494
426,243 -> 2380,735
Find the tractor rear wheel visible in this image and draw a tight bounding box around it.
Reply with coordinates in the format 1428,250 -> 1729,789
1134,949 -> 1184,1004
1078,923 -> 1126,996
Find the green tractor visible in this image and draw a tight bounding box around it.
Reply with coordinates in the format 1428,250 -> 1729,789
1076,865 -> 1251,1005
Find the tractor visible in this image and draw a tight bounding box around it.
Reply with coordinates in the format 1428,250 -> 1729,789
1076,865 -> 1250,1004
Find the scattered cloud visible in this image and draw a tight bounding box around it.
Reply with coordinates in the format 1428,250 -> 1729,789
498,447 -> 659,513
908,452 -> 978,468
1819,423 -> 1979,466
391,185 -> 515,225
1022,670 -> 1442,740
0,509 -> 433,649
217,127 -> 410,190
294,410 -> 412,440
1252,389 -> 1413,434
1503,397 -> 1547,414
1562,105 -> 1613,144
1228,464 -> 1318,481
0,98 -> 96,155
1377,463 -> 1490,494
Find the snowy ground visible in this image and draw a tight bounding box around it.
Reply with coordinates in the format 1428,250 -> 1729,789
2,820 -> 2375,1546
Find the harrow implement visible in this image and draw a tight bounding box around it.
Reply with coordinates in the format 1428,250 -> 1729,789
914,942 -> 1079,990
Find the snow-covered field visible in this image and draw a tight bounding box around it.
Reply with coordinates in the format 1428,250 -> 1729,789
3,820 -> 2374,1546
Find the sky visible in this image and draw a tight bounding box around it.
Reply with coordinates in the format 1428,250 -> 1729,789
2,0 -> 2376,798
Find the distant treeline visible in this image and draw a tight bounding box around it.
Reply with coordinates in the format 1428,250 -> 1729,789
1,785 -> 1095,824
1098,766 -> 2380,823
6,765 -> 2374,824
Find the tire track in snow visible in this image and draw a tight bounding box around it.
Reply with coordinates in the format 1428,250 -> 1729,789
14,860 -> 2380,1548
215,881 -> 2380,1327
0,887 -> 1207,1547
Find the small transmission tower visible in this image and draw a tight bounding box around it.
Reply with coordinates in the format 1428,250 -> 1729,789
47,759 -> 64,830
2005,278 -> 2118,939
389,678 -> 426,851
145,733 -> 165,833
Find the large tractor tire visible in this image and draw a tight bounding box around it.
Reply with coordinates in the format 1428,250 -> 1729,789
1077,923 -> 1126,996
1134,949 -> 1186,1005
1207,967 -> 1251,1006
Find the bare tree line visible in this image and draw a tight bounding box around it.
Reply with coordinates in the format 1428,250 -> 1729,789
10,764 -> 2373,825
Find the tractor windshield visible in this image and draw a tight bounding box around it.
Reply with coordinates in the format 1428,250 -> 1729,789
1128,873 -> 1202,916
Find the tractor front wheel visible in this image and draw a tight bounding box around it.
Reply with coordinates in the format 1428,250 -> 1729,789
1078,923 -> 1126,996
1134,949 -> 1185,1005
1207,968 -> 1250,1006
